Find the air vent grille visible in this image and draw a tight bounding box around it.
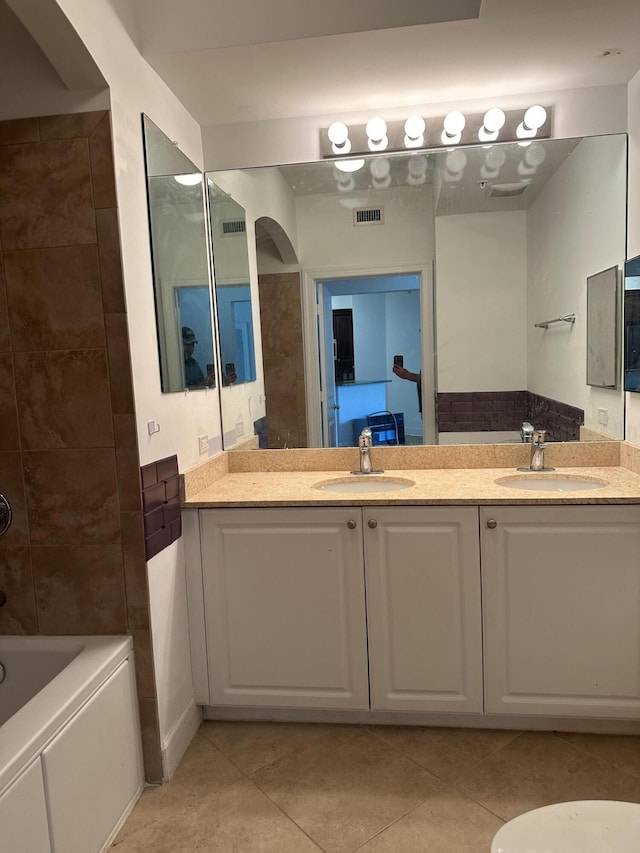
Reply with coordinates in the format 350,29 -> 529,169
222,219 -> 247,235
489,183 -> 527,198
354,207 -> 384,226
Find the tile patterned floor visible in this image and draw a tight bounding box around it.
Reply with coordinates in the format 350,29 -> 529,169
110,723 -> 640,852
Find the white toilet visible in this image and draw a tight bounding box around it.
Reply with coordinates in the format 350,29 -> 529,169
491,800 -> 640,852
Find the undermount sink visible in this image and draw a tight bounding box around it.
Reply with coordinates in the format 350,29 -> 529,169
314,476 -> 415,494
495,473 -> 609,492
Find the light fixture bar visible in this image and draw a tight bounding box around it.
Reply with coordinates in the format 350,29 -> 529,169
319,107 -> 552,160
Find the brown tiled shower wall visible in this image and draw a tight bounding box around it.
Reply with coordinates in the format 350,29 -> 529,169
0,112 -> 162,781
437,390 -> 584,442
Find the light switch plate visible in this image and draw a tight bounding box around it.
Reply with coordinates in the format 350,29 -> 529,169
198,434 -> 209,455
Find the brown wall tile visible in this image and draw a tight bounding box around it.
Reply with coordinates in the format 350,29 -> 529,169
121,511 -> 148,612
0,547 -> 37,634
0,451 -> 28,545
138,697 -> 163,783
114,414 -> 142,512
0,118 -> 39,146
96,208 -> 126,313
32,544 -> 127,634
0,139 -> 96,250
23,449 -> 120,546
0,254 -> 9,350
132,627 -> 156,698
3,246 -> 106,351
0,355 -> 19,450
89,113 -> 117,209
105,313 -> 135,414
38,112 -> 105,141
15,350 -> 114,449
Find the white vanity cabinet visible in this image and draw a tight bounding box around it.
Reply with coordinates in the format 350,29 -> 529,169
480,505 -> 640,719
363,507 -> 483,713
199,507 -> 370,709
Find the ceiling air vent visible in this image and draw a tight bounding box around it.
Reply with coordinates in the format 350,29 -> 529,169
354,207 -> 384,226
489,183 -> 528,198
222,219 -> 247,235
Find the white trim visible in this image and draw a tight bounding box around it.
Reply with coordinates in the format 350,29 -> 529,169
302,262 -> 436,446
161,698 -> 203,782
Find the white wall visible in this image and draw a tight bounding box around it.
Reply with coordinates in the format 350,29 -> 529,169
435,211 -> 528,393
626,70 -> 640,447
527,135 -> 627,438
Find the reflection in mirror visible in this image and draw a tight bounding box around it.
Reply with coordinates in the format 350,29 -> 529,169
587,266 -> 619,390
209,132 -> 627,448
624,255 -> 640,392
142,115 -> 216,392
207,181 -> 257,387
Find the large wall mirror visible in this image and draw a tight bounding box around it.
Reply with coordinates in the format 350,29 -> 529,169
209,131 -> 627,449
206,180 -> 257,387
624,254 -> 640,393
142,115 -> 216,392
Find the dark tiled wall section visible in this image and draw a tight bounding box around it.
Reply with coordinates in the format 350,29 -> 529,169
0,112 -> 162,781
437,390 -> 583,441
142,456 -> 181,560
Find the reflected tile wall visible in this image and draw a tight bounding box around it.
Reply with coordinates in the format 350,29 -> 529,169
0,111 -> 161,781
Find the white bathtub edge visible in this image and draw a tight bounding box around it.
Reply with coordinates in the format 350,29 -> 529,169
161,697 -> 203,782
0,636 -> 133,796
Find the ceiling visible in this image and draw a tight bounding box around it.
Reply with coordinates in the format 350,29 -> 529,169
126,0 -> 640,128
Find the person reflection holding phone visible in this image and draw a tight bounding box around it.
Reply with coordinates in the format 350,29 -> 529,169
392,361 -> 422,415
182,326 -> 215,388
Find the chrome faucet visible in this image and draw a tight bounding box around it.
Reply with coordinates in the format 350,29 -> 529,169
352,427 -> 384,475
529,429 -> 552,471
521,422 -> 534,443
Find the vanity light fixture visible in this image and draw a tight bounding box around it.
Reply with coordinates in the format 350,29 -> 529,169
366,117 -> 388,151
174,173 -> 202,186
517,105 -> 548,139
404,115 -> 426,148
441,110 -> 466,145
319,105 -> 552,160
478,107 -> 506,142
328,121 -> 352,154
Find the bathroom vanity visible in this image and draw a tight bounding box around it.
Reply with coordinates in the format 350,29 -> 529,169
182,442 -> 640,731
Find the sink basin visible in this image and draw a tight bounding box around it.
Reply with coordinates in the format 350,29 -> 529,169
314,476 -> 415,494
495,473 -> 609,492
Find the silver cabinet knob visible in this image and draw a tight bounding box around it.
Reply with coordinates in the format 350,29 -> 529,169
0,494 -> 11,537
368,519 -> 378,529
486,519 -> 497,529
347,519 -> 357,529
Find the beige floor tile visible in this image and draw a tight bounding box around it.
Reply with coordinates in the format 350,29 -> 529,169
367,725 -> 522,783
201,719 -> 336,775
553,732 -> 640,780
251,724 -> 444,853
455,731 -> 640,821
355,787 -> 504,853
110,732 -> 322,852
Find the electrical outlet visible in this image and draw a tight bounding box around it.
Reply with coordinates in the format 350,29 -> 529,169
198,434 -> 209,455
598,408 -> 608,426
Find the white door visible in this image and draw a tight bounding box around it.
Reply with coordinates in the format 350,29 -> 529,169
481,505 -> 640,718
364,506 -> 483,713
200,507 -> 370,709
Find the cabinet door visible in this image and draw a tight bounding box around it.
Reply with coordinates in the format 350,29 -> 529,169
364,506 -> 483,713
0,759 -> 51,853
200,507 -> 369,709
481,506 -> 640,718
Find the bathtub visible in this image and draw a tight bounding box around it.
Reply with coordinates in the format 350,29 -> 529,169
0,635 -> 144,853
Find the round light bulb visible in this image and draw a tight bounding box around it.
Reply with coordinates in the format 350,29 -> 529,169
404,115 -> 426,139
366,117 -> 387,142
524,105 -> 547,131
524,143 -> 547,167
446,149 -> 467,174
484,147 -> 506,170
370,158 -> 391,180
328,121 -> 349,145
175,173 -> 202,186
483,108 -> 506,133
334,158 -> 365,173
408,154 -> 428,178
443,110 -> 466,136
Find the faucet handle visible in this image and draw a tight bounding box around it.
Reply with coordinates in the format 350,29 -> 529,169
359,427 -> 372,448
532,429 -> 546,444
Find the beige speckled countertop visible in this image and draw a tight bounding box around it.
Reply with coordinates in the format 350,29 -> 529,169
183,441 -> 640,507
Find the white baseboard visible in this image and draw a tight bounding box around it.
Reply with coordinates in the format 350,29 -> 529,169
162,699 -> 203,781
